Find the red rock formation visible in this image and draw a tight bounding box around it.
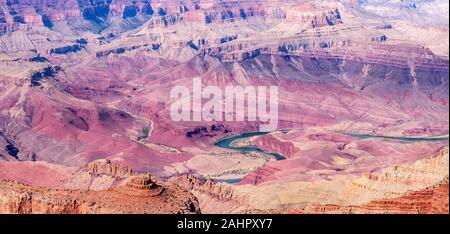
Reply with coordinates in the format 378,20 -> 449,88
306,179 -> 449,214
115,174 -> 164,197
172,175 -> 243,202
61,159 -> 137,190
0,174 -> 200,214
85,159 -> 134,178
0,0 -> 196,35
0,160 -> 76,188
171,175 -> 248,213
252,134 -> 299,158
0,0 -> 448,215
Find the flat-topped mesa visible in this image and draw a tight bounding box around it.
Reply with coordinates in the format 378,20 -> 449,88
116,175 -> 164,197
86,159 -> 134,178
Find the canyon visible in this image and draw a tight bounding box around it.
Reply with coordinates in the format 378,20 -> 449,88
0,0 -> 448,214
0,175 -> 201,214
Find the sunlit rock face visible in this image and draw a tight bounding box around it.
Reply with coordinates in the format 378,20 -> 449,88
0,0 -> 448,214
0,175 -> 200,214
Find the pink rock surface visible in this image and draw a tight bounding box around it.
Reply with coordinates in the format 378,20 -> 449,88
0,0 -> 448,214
252,134 -> 300,158
238,131 -> 448,185
0,160 -> 76,188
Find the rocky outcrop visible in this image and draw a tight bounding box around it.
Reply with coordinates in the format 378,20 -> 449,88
86,159 -> 134,178
95,44 -> 145,57
402,127 -> 449,137
171,175 -> 249,213
205,31 -> 448,70
172,175 -> 244,202
252,134 -> 299,158
0,174 -> 200,214
246,179 -> 449,214
62,159 -> 135,191
332,146 -> 449,206
0,0 -> 448,215
115,174 -> 163,197
306,178 -> 449,214
231,146 -> 450,213
0,160 -> 76,188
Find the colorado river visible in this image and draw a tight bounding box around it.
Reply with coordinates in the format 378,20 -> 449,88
214,132 -> 286,160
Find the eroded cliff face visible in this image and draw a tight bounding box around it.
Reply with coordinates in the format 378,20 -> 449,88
330,146 -> 450,206
0,158 -> 201,214
0,126 -> 448,214
173,146 -> 449,214
246,179 -> 449,214
0,174 -> 200,214
171,175 -> 250,213
62,159 -> 136,190
0,0 -> 448,214
305,178 -> 449,214
0,0 -> 342,35
0,0 -> 171,34
85,159 -> 134,177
